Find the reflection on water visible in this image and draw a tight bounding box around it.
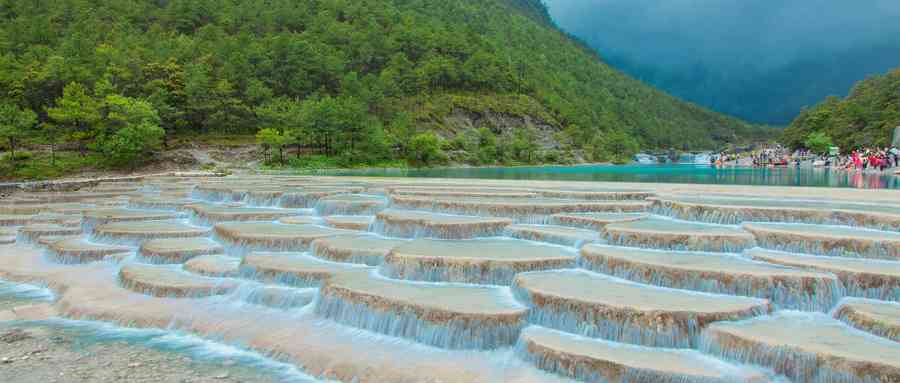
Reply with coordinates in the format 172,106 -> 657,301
326,165 -> 900,189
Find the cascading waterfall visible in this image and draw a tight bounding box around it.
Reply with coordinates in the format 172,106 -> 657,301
380,255 -> 576,286
699,327 -> 882,383
578,256 -> 843,311
313,284 -> 527,350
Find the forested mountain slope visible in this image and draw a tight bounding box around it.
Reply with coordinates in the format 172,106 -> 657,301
0,0 -> 770,169
782,68 -> 900,150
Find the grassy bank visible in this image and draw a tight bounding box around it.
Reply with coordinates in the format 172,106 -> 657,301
0,152 -> 104,182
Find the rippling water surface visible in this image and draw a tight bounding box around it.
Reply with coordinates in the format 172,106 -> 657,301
326,164 -> 900,189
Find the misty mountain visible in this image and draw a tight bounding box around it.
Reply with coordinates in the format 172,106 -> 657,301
546,0 -> 900,124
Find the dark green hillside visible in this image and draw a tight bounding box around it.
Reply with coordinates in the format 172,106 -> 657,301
782,68 -> 900,150
0,0 -> 769,172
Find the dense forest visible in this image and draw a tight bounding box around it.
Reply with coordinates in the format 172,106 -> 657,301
0,0 -> 771,174
782,68 -> 900,151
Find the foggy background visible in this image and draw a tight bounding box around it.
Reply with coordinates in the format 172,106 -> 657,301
545,0 -> 900,124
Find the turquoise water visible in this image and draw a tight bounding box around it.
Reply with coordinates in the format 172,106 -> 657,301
326,164 -> 900,189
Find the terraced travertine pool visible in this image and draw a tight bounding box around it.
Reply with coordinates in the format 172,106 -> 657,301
1,175 -> 899,382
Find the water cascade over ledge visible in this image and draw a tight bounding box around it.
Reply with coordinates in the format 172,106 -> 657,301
1,174 -> 898,382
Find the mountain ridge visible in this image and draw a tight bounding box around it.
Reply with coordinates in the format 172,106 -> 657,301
0,0 -> 772,172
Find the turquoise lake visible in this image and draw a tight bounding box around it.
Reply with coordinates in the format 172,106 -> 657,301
325,164 -> 900,189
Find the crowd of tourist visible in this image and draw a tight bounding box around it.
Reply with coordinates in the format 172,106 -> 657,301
710,144 -> 900,172
749,146 -> 791,167
833,147 -> 900,171
710,144 -> 791,167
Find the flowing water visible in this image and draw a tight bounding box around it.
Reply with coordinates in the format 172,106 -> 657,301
0,175 -> 898,382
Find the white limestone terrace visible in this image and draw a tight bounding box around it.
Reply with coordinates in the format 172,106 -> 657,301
311,234 -> 407,265
138,237 -> 224,264
313,194 -> 387,216
321,215 -> 373,231
239,251 -> 371,287
186,203 -> 304,226
742,222 -> 900,259
316,270 -> 529,349
832,297 -> 900,342
92,220 -> 210,246
127,196 -> 202,211
746,248 -> 900,302
550,212 -> 649,230
386,186 -> 654,201
700,311 -> 900,382
381,238 -> 577,285
389,195 -> 651,223
277,215 -> 325,225
213,222 -> 355,255
651,193 -> 900,230
183,254 -> 242,277
512,269 -> 771,348
580,244 -> 841,311
17,223 -> 82,244
604,216 -> 756,252
118,263 -> 239,298
372,209 -> 513,239
46,237 -> 133,264
517,326 -> 772,382
505,224 -> 601,247
27,212 -> 83,227
1,174 -> 900,382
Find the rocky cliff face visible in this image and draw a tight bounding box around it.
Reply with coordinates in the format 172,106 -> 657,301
441,109 -> 561,150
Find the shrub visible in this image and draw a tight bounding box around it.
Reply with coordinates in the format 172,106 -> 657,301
8,151 -> 33,161
101,122 -> 165,168
803,132 -> 833,154
407,132 -> 447,167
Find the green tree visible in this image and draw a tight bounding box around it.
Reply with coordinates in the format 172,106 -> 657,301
101,95 -> 160,134
256,98 -> 306,157
256,127 -> 290,164
387,112 -> 416,157
803,132 -> 834,154
475,127 -> 498,165
142,59 -> 187,147
46,82 -> 101,156
341,124 -> 391,166
101,123 -> 165,169
593,130 -> 640,164
97,94 -> 164,168
332,96 -> 370,159
38,122 -> 65,165
207,79 -> 253,133
407,132 -> 445,166
510,127 -> 539,163
302,97 -> 337,155
0,103 -> 37,163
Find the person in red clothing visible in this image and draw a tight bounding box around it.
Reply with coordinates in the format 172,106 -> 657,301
868,153 -> 880,170
851,151 -> 862,169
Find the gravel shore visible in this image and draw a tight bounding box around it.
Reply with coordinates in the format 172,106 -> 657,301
0,323 -> 280,383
